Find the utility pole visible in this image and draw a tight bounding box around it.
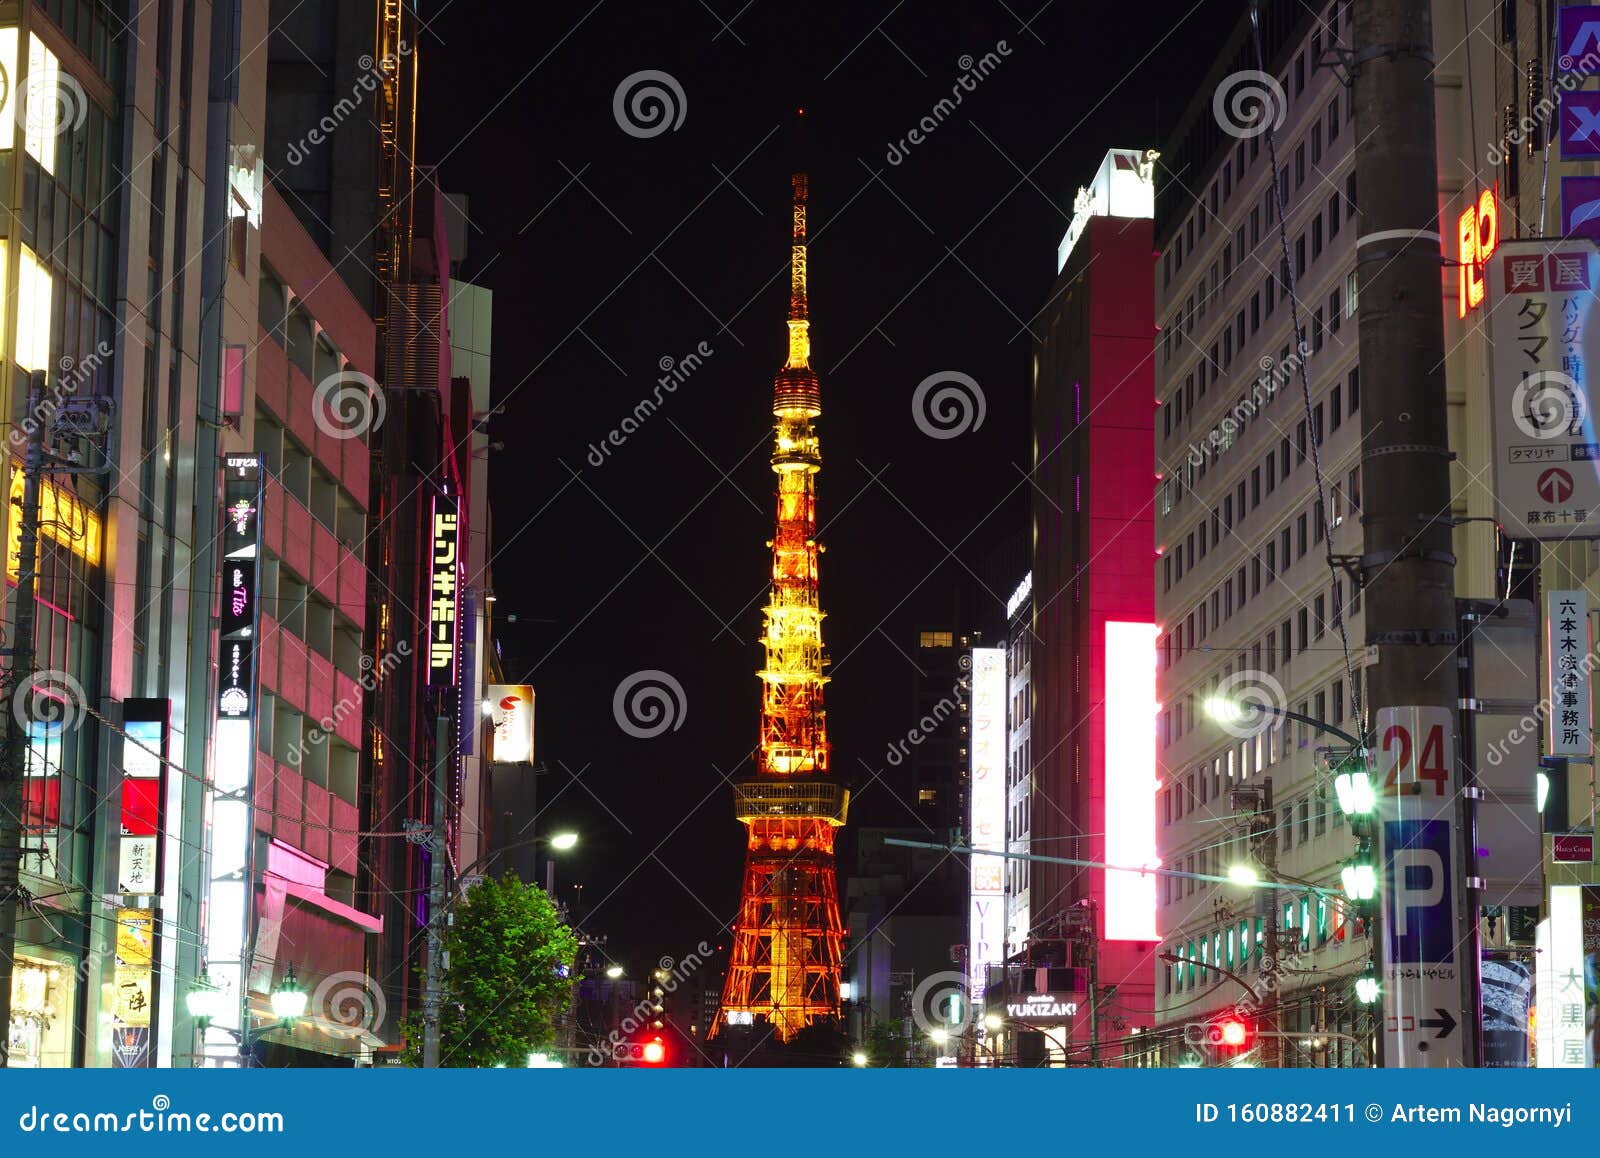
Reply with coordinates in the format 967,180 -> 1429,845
1237,776 -> 1280,1068
0,370 -> 46,1066
422,712 -> 450,1068
1351,0 -> 1461,1067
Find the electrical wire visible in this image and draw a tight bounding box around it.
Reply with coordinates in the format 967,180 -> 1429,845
1250,1 -> 1369,743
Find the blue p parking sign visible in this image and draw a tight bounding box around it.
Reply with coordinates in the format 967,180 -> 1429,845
1383,818 -> 1455,964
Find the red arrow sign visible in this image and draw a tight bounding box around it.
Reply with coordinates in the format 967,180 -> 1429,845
1538,467 -> 1575,504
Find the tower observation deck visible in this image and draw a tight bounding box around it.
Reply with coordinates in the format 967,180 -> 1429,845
715,174 -> 848,1042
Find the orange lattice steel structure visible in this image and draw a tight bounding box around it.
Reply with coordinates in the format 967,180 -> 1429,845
715,174 -> 848,1042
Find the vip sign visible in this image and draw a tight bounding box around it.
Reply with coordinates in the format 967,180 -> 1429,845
428,495 -> 460,686
1485,241 -> 1600,539
1457,189 -> 1497,317
1546,590 -> 1593,757
1375,707 -> 1465,1068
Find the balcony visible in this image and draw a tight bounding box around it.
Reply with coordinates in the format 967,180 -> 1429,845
732,779 -> 849,825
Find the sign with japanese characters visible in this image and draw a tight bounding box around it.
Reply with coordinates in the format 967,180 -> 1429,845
1486,241 -> 1600,539
1536,885 -> 1597,1067
1546,590 -> 1593,756
428,495 -> 460,686
112,907 -> 154,1068
1375,706 -> 1465,1068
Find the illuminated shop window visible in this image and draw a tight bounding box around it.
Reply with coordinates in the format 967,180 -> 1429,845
7,954 -> 76,1066
24,34 -> 63,174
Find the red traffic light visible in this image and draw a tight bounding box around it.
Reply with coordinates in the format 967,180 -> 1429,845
1218,1019 -> 1248,1047
642,1037 -> 666,1064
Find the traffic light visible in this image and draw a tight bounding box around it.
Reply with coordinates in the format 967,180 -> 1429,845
612,1034 -> 669,1066
1183,1009 -> 1256,1054
1213,1017 -> 1251,1048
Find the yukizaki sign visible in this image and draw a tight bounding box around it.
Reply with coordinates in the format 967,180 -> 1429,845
1004,993 -> 1079,1023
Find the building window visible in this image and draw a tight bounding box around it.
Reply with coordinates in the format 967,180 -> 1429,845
919,631 -> 954,648
1348,366 -> 1359,412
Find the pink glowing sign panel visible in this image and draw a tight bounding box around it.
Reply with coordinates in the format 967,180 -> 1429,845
1103,620 -> 1159,941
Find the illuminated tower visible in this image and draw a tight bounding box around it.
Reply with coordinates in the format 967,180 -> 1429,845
716,174 -> 848,1042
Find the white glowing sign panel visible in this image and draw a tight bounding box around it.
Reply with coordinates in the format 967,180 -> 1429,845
1057,148 -> 1156,272
969,648 -> 1007,1000
1538,886 -> 1595,1068
1103,621 -> 1159,941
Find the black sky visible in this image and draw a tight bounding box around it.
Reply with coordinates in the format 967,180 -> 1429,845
414,0 -> 1239,969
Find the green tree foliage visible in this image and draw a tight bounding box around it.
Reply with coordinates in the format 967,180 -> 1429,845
400,874 -> 579,1067
862,1017 -> 913,1067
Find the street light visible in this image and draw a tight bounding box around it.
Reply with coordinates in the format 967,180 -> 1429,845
185,971 -> 225,1030
1204,695 -> 1363,748
851,1051 -> 868,1067
1332,759 -> 1376,817
270,965 -> 308,1022
605,964 -> 625,979
1340,859 -> 1377,902
1226,863 -> 1260,887
1355,963 -> 1380,1005
187,963 -> 309,1062
548,831 -> 579,851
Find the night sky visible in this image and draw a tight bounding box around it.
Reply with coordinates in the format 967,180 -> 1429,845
414,1 -> 1237,968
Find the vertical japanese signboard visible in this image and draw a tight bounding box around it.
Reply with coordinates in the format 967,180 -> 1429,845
1375,706 -> 1466,1067
111,909 -> 154,1068
1485,241 -> 1600,539
428,495 -> 459,686
204,454 -> 264,1063
1547,590 -> 1593,756
1537,885 -> 1598,1067
968,648 -> 1006,1009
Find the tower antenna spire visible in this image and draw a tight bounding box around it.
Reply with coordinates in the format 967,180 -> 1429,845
786,172 -> 810,369
715,174 -> 846,1044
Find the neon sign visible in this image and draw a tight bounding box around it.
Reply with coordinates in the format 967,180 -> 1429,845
1458,188 -> 1499,317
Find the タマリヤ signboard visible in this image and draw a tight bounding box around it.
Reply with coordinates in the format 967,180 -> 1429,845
1375,706 -> 1466,1068
1485,240 -> 1600,539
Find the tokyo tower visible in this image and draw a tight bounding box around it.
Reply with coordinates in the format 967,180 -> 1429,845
715,173 -> 848,1041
